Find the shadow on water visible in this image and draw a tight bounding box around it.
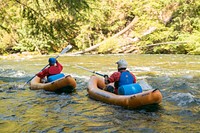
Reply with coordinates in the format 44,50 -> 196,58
133,104 -> 163,112
54,86 -> 76,94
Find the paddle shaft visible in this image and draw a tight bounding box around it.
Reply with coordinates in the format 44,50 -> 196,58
23,45 -> 72,86
76,65 -> 104,77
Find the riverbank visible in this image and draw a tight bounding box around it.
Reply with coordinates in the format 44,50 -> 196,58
1,52 -> 198,60
0,52 -> 37,60
0,52 -> 54,60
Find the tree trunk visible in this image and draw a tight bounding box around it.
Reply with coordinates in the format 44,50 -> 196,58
116,27 -> 157,53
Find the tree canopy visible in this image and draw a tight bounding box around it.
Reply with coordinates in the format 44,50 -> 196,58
0,0 -> 200,55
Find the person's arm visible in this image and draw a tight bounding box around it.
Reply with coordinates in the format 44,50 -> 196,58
56,61 -> 63,71
104,72 -> 120,84
36,68 -> 49,79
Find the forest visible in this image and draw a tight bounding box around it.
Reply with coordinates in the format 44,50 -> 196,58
0,0 -> 200,55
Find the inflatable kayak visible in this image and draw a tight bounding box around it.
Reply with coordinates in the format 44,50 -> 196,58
87,75 -> 162,108
30,74 -> 76,93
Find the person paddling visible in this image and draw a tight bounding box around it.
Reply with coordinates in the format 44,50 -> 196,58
104,59 -> 136,94
37,58 -> 63,82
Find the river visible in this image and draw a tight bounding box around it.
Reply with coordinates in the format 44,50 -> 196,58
0,54 -> 200,132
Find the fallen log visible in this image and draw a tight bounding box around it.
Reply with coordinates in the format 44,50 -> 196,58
116,27 -> 157,53
144,41 -> 189,47
72,16 -> 139,54
123,41 -> 189,53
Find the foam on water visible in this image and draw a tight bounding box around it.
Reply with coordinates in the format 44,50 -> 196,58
171,93 -> 195,106
0,69 -> 26,77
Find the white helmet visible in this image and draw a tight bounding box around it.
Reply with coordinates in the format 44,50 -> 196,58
116,59 -> 127,69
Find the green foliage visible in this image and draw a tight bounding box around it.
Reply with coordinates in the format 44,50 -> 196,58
136,0 -> 200,54
74,0 -> 130,49
178,30 -> 200,54
0,0 -> 200,54
0,0 -> 90,53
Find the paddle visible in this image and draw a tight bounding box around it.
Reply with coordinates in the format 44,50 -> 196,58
23,45 -> 73,87
76,65 -> 105,77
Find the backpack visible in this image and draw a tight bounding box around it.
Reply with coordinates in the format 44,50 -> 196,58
118,71 -> 134,87
118,71 -> 142,95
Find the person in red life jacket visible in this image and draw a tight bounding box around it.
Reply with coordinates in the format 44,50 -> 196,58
104,59 -> 136,94
36,58 -> 63,82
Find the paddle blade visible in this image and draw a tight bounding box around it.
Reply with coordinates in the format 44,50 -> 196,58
60,45 -> 73,55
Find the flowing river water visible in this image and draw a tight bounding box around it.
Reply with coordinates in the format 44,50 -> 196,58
0,54 -> 200,133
